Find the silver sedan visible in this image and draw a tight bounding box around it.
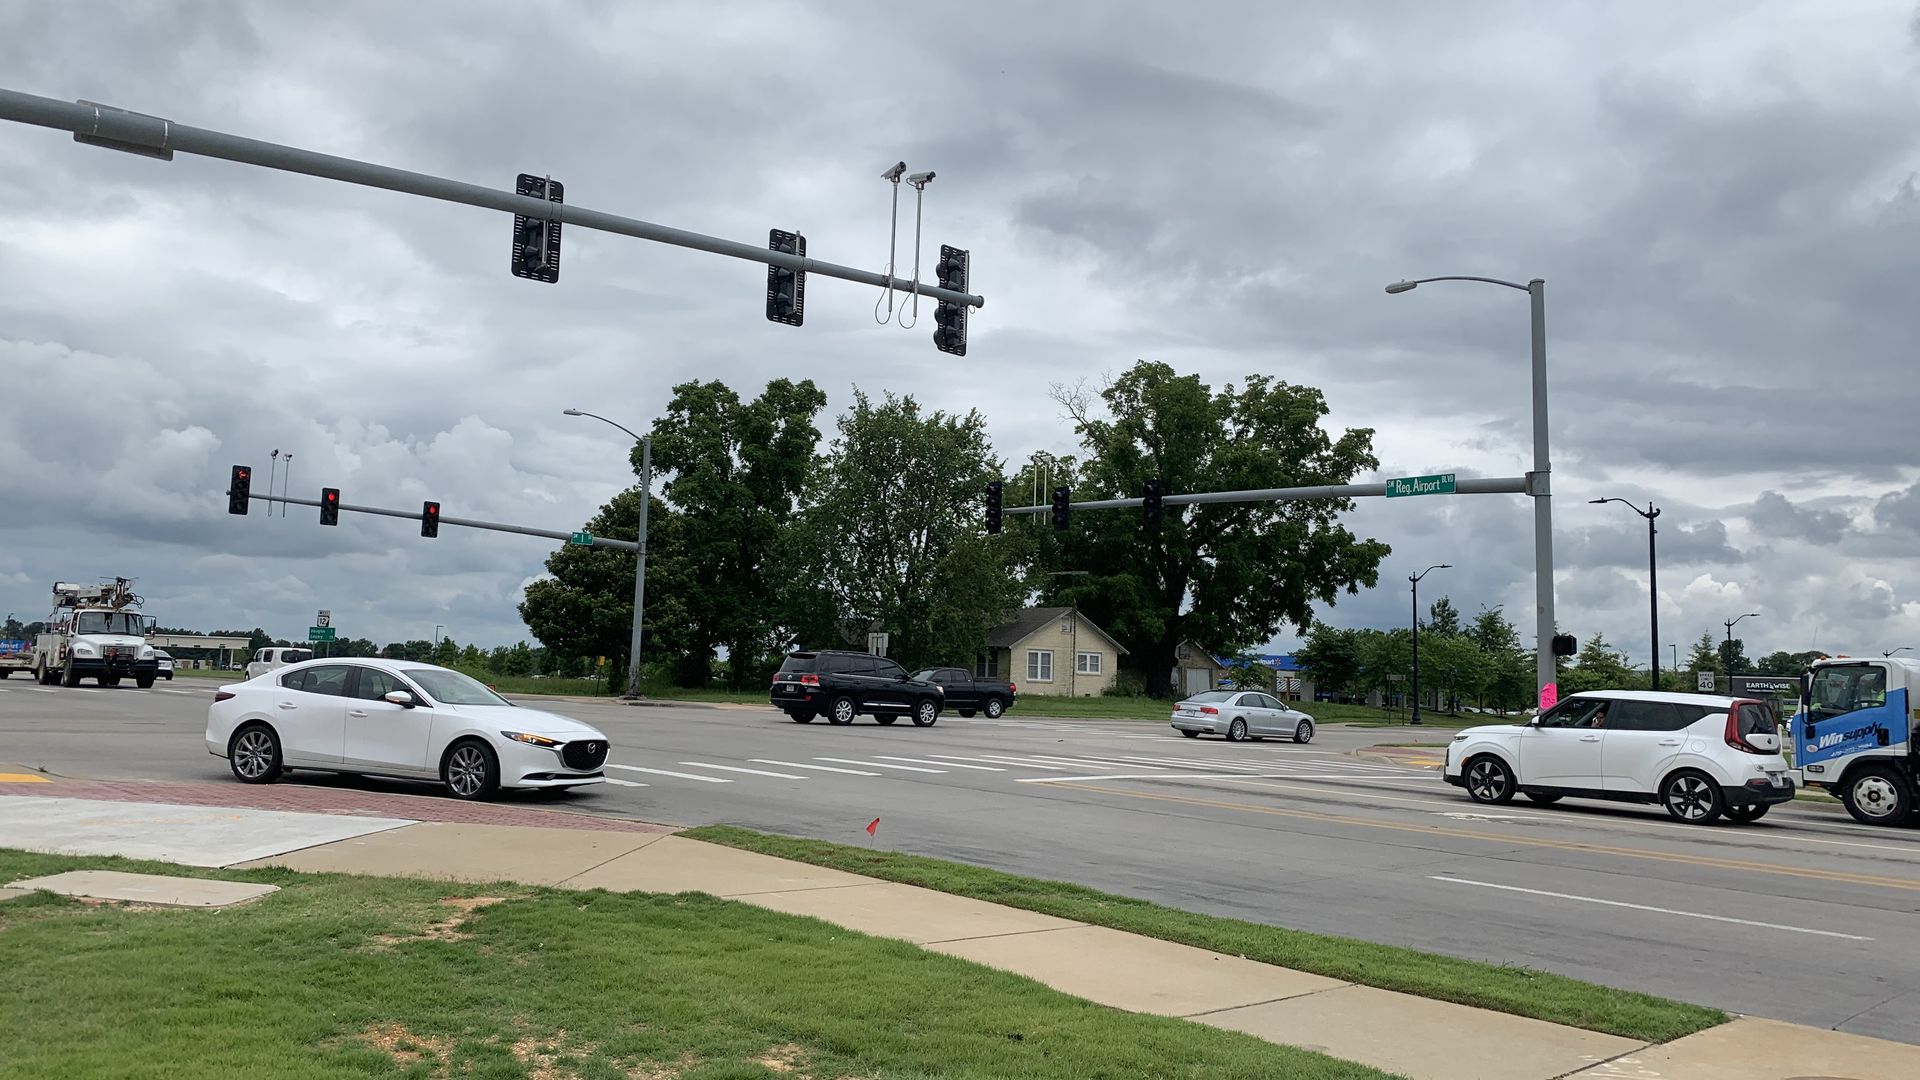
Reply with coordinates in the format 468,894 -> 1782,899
1171,690 -> 1315,743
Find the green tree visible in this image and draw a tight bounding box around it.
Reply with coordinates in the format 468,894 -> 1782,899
1755,649 -> 1824,675
1468,606 -> 1532,713
1296,624 -> 1364,700
1685,631 -> 1722,676
1421,631 -> 1488,713
1426,596 -> 1462,635
519,487 -> 691,685
458,644 -> 486,668
1045,362 -> 1391,697
1562,633 -> 1637,694
1719,636 -> 1751,675
648,377 -> 829,687
790,389 -> 1025,669
432,637 -> 459,666
1356,628 -> 1412,705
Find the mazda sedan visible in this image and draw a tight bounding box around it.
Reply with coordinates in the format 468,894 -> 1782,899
205,658 -> 609,800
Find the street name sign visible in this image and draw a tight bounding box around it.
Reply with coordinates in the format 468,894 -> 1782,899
569,531 -> 594,546
1385,473 -> 1456,498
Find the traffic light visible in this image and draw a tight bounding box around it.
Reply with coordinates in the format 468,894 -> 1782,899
1051,486 -> 1070,530
1142,479 -> 1163,529
421,501 -> 441,538
1551,634 -> 1578,657
227,465 -> 251,515
510,173 -> 563,283
766,229 -> 806,326
933,244 -> 969,356
985,481 -> 1003,535
319,488 -> 340,526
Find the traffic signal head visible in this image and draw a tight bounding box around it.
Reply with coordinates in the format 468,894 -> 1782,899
510,173 -> 563,283
985,480 -> 1003,535
766,229 -> 806,326
227,465 -> 251,515
1551,633 -> 1578,657
1142,479 -> 1163,529
933,244 -> 969,356
1051,486 -> 1070,530
320,487 -> 340,526
421,501 -> 441,538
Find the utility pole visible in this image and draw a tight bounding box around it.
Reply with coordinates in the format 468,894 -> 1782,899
1050,570 -> 1090,698
1410,564 -> 1450,725
564,410 -> 651,701
1723,612 -> 1760,679
1592,497 -> 1661,689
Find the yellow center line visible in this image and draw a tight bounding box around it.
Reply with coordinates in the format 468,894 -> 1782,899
0,772 -> 52,784
1054,782 -> 1920,893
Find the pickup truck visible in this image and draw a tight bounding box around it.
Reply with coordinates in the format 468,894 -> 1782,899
911,667 -> 1018,718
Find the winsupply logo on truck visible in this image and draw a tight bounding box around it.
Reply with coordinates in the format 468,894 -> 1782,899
1807,723 -> 1880,755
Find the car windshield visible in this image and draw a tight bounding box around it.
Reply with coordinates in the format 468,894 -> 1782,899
910,669 -> 939,681
407,668 -> 512,706
1185,691 -> 1236,704
74,612 -> 143,635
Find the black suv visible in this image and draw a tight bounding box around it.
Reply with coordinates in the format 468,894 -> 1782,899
770,650 -> 945,727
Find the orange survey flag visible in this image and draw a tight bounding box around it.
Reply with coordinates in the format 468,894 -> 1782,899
866,817 -> 880,837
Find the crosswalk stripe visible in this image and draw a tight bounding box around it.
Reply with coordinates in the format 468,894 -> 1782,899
875,755 -> 1002,771
678,761 -> 808,780
930,754 -> 1071,770
607,763 -> 731,783
1019,753 -> 1154,770
750,759 -> 880,776
1112,756 -> 1272,773
815,757 -> 945,774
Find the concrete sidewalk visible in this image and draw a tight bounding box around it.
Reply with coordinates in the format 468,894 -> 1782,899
3,792 -> 1914,1080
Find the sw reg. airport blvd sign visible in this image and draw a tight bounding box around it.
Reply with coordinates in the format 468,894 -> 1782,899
1385,473 -> 1456,498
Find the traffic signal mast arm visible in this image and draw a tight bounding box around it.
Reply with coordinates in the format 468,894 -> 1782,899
0,88 -> 985,312
232,485 -> 639,552
999,474 -> 1528,516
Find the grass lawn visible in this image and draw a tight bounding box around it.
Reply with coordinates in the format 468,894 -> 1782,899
682,826 -> 1726,1044
0,849 -> 1394,1080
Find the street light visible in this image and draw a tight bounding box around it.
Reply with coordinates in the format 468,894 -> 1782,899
564,407 -> 653,701
1409,563 -> 1451,725
434,624 -> 444,646
1670,643 -> 1679,673
1722,612 -> 1760,677
1049,570 -> 1090,697
1884,647 -> 1913,658
1591,497 -> 1662,690
1386,275 -> 1557,711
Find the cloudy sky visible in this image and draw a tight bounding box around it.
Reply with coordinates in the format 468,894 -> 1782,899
2,1 -> 1917,667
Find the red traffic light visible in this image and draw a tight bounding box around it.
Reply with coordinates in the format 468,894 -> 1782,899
320,487 -> 341,526
421,500 -> 441,538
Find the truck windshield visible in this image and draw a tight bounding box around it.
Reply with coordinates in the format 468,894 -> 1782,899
1808,665 -> 1887,721
73,612 -> 143,635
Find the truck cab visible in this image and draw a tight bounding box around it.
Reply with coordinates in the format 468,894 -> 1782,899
1791,656 -> 1920,826
34,606 -> 159,687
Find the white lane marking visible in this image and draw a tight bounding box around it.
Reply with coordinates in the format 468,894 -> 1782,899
156,689 -> 196,696
750,759 -> 880,776
1429,876 -> 1873,941
602,776 -> 647,787
28,687 -> 56,694
1019,753 -> 1160,770
815,756 -> 945,774
677,761 -> 808,780
607,763 -> 731,783
1113,756 -> 1278,773
1020,772 -> 1256,783
935,754 -> 1071,771
875,755 -> 1002,771
70,687 -> 100,694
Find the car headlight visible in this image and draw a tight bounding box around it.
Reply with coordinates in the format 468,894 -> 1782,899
72,642 -> 99,657
502,731 -> 561,748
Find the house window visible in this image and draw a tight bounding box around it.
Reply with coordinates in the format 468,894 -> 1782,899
1076,651 -> 1102,675
975,652 -> 1000,678
1027,650 -> 1054,682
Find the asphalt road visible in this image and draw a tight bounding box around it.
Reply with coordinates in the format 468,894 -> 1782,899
6,678 -> 1920,1042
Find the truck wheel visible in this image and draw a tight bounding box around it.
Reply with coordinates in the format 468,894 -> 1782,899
875,715 -> 899,725
957,709 -> 976,718
1840,765 -> 1913,827
102,675 -> 121,687
788,710 -> 815,724
912,698 -> 940,727
135,674 -> 155,689
984,697 -> 1005,719
827,696 -> 857,725
0,669 -> 8,680
62,665 -> 80,688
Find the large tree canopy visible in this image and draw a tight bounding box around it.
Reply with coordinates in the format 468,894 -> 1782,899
1044,361 -> 1391,696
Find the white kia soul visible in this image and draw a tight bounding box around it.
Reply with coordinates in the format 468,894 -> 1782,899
1443,690 -> 1794,824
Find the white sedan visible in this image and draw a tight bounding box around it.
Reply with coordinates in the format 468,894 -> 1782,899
1171,690 -> 1316,743
205,658 -> 609,800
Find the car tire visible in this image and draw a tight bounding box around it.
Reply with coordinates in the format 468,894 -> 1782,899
1661,769 -> 1725,824
828,696 -> 857,725
228,724 -> 283,785
957,709 -> 976,718
1726,803 -> 1770,823
1225,718 -> 1249,742
442,739 -> 500,801
102,675 -> 121,687
1524,792 -> 1563,805
1292,720 -> 1314,744
875,715 -> 899,726
788,710 -> 815,724
912,699 -> 940,727
135,674 -> 155,689
1180,729 -> 1201,738
984,697 -> 1005,719
1464,755 -> 1517,805
1840,764 -> 1913,827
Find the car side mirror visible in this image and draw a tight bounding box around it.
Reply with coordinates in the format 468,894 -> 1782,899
384,690 -> 416,708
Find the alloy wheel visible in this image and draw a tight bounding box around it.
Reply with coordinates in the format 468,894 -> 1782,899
233,729 -> 276,780
447,745 -> 489,798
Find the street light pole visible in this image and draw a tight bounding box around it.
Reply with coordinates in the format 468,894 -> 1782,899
1722,612 -> 1760,681
1883,647 -> 1913,658
1386,275 -> 1556,711
1592,497 -> 1661,690
1049,570 -> 1091,698
1410,563 -> 1451,725
565,408 -> 652,701
1670,643 -> 1679,673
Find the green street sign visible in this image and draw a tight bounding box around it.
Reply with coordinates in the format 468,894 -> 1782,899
308,626 -> 336,642
1385,473 -> 1456,498
569,531 -> 594,547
